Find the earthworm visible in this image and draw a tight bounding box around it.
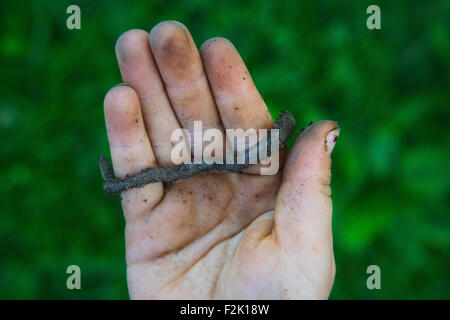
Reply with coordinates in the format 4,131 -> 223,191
99,110 -> 296,197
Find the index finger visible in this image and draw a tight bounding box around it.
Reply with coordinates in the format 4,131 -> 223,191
200,37 -> 273,131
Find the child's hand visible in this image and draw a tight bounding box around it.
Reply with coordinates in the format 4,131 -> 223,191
103,21 -> 339,299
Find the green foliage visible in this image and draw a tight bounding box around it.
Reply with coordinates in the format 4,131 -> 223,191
1,0 -> 449,299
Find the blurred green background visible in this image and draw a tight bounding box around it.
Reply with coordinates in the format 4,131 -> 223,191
1,0 -> 449,299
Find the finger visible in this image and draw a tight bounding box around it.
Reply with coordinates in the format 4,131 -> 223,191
274,121 -> 339,286
115,29 -> 181,166
149,21 -> 223,133
200,37 -> 273,131
104,85 -> 163,221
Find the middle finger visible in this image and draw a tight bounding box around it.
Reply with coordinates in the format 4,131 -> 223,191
149,21 -> 223,134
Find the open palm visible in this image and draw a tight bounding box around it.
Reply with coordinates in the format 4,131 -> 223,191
103,21 -> 339,299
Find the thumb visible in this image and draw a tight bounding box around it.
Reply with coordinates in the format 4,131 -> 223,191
274,120 -> 339,280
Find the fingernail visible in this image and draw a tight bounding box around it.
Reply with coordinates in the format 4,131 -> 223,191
113,82 -> 130,88
326,128 -> 340,153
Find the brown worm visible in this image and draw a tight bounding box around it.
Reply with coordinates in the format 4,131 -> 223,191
99,110 -> 296,197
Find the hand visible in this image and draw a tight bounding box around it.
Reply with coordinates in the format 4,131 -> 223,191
103,21 -> 339,299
